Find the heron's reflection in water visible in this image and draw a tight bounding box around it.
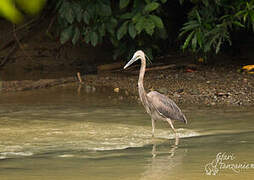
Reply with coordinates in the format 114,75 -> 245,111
141,141 -> 187,180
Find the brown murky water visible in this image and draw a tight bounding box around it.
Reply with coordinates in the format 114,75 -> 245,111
0,84 -> 254,180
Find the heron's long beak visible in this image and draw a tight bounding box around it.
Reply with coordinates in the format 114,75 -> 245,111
123,57 -> 137,69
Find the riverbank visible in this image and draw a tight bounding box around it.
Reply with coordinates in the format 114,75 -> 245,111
83,64 -> 253,106
2,62 -> 252,107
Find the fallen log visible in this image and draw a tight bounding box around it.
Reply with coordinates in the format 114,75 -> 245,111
0,75 -> 84,92
141,64 -> 176,72
126,64 -> 177,74
97,62 -> 125,72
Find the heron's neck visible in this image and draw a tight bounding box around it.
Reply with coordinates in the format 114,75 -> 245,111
138,57 -> 151,114
138,57 -> 146,90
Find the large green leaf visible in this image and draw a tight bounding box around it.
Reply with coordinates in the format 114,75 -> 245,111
120,12 -> 133,20
58,1 -> 67,18
215,37 -> 222,54
195,10 -> 201,24
144,2 -> 160,13
250,11 -> 254,22
144,18 -> 155,35
87,3 -> 96,17
83,11 -> 90,24
60,26 -> 73,44
106,17 -> 117,35
120,0 -> 130,9
117,21 -> 128,40
135,16 -> 145,34
179,21 -> 199,37
110,17 -> 118,28
149,15 -> 164,29
191,33 -> 197,51
233,21 -> 245,28
182,31 -> 194,50
72,27 -> 80,45
132,13 -> 141,23
72,3 -> 82,22
180,21 -> 200,32
90,31 -> 98,47
99,3 -> 111,16
65,5 -> 74,24
99,23 -> 106,36
128,23 -> 136,39
196,30 -> 202,48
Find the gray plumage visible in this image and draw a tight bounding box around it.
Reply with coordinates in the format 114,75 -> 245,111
124,50 -> 187,145
147,91 -> 187,124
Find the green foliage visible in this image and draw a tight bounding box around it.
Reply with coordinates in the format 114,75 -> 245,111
144,2 -> 160,13
120,0 -> 130,9
55,0 -> 254,60
179,0 -> 254,57
236,1 -> 254,30
0,0 -> 46,24
60,25 -> 73,44
56,0 -> 167,59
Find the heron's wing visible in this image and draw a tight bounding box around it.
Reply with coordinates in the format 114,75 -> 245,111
147,91 -> 187,124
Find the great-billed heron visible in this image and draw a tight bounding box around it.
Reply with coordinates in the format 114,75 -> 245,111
124,50 -> 187,145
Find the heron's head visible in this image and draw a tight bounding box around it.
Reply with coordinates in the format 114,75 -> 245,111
124,50 -> 145,69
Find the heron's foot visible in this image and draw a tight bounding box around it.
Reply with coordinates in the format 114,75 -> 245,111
175,135 -> 179,146
169,145 -> 178,157
152,144 -> 157,158
169,139 -> 178,146
170,134 -> 179,147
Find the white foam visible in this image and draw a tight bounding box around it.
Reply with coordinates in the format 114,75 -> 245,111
0,156 -> 7,159
58,154 -> 75,158
77,127 -> 201,151
0,122 -> 202,155
0,151 -> 33,158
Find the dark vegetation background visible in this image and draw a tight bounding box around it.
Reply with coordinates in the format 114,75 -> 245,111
0,0 -> 254,80
53,0 -> 254,59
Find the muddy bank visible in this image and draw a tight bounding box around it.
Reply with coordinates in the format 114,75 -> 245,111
84,64 -> 253,106
1,64 -> 253,106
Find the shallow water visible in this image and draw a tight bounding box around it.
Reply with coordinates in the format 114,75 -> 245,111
0,84 -> 254,180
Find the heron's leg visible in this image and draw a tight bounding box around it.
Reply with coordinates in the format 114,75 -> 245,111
151,118 -> 155,137
166,119 -> 179,146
